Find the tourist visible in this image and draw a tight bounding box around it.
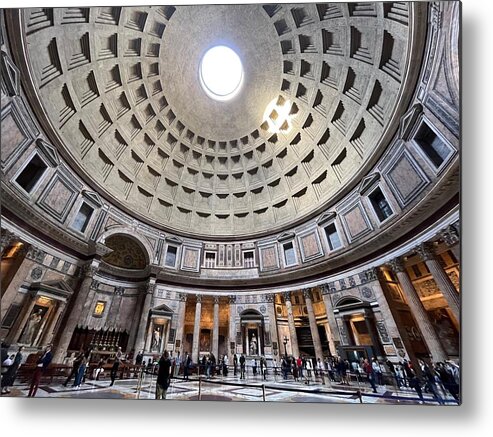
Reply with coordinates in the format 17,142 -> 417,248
421,360 -> 444,405
135,350 -> 144,366
436,361 -> 459,402
372,358 -> 383,386
63,351 -> 83,387
239,354 -> 246,379
28,345 -> 53,397
1,346 -> 24,395
305,357 -> 313,379
316,358 -> 325,382
251,357 -> 257,376
73,353 -> 87,388
94,358 -> 105,380
409,375 -> 424,402
174,351 -> 181,377
233,354 -> 238,376
109,346 -> 123,386
183,352 -> 192,381
297,356 -> 303,379
223,354 -> 229,376
155,350 -> 172,400
362,358 -> 377,393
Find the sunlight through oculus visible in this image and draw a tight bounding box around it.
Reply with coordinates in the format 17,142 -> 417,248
199,46 -> 244,101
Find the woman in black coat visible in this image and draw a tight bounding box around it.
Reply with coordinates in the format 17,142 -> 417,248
1,346 -> 24,394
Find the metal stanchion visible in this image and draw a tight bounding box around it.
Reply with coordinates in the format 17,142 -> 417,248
262,384 -> 266,402
198,375 -> 202,400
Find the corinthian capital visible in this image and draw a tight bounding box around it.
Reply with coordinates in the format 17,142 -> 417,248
415,242 -> 436,261
387,257 -> 405,274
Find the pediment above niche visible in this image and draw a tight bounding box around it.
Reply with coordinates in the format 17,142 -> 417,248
165,236 -> 183,245
359,172 -> 380,195
36,138 -> 60,167
317,211 -> 337,226
398,103 -> 423,141
82,190 -> 103,207
277,232 -> 295,242
1,51 -> 20,96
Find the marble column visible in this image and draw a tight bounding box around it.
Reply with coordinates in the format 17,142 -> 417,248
1,244 -> 31,317
265,293 -> 280,358
303,289 -> 324,362
320,284 -> 340,355
283,292 -> 299,358
389,257 -> 448,363
79,279 -> 101,322
227,295 -> 236,361
41,301 -> 66,346
5,290 -> 38,344
175,293 -> 187,354
192,295 -> 202,363
416,243 -> 460,323
212,296 -> 220,359
439,224 -> 460,262
363,310 -> 384,359
127,287 -> 145,353
53,261 -> 99,362
133,277 -> 156,354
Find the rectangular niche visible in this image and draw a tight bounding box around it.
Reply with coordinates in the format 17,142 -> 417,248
71,202 -> 94,233
324,222 -> 342,251
413,120 -> 454,170
368,186 -> 394,223
14,153 -> 48,194
282,241 -> 298,267
164,245 -> 178,268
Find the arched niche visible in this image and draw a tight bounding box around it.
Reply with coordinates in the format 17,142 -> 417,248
240,309 -> 265,357
102,234 -> 150,270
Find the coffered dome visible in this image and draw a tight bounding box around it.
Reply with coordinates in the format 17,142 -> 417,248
17,3 -> 422,238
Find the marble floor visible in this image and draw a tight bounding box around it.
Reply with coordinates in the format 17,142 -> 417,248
1,372 -> 459,404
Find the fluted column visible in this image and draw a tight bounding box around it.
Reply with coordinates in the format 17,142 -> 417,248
303,289 -> 324,362
192,295 -> 202,363
5,290 -> 38,344
53,261 -> 99,362
439,224 -> 460,262
212,296 -> 219,359
175,293 -> 188,353
227,295 -> 236,361
133,277 -> 156,354
41,301 -> 67,346
416,243 -> 460,322
320,284 -> 340,355
283,292 -> 299,358
265,293 -> 280,358
388,257 -> 448,363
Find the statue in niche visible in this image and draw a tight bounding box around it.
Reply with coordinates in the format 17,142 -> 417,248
250,333 -> 258,355
19,307 -> 44,345
151,326 -> 162,351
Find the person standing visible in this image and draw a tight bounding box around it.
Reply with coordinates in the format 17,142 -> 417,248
233,354 -> 238,376
1,346 -> 24,395
174,351 -> 181,377
372,358 -> 383,386
223,354 -> 229,377
363,358 -> 377,393
28,345 -> 53,397
251,358 -> 257,377
155,350 -> 172,399
63,351 -> 83,387
73,353 -> 87,388
239,354 -> 246,379
135,351 -> 144,366
109,346 -> 123,386
184,352 -> 192,381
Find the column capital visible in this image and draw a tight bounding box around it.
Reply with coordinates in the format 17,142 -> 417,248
387,257 -> 406,273
320,283 -> 331,295
90,279 -> 100,290
81,262 -> 99,279
146,277 -> 156,295
213,295 -> 220,304
26,246 -> 46,263
302,288 -> 313,300
196,294 -> 202,303
178,292 -> 188,302
1,229 -> 16,250
282,291 -> 292,302
228,294 -> 237,304
363,267 -> 379,282
415,242 -> 436,261
114,286 -> 125,296
264,293 -> 275,303
439,225 -> 460,247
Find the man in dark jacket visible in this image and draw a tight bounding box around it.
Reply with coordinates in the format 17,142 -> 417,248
184,352 -> 192,381
155,350 -> 171,399
28,345 -> 53,397
239,354 -> 246,379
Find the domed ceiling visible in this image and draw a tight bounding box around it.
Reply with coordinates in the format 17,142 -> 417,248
17,3 -> 421,238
